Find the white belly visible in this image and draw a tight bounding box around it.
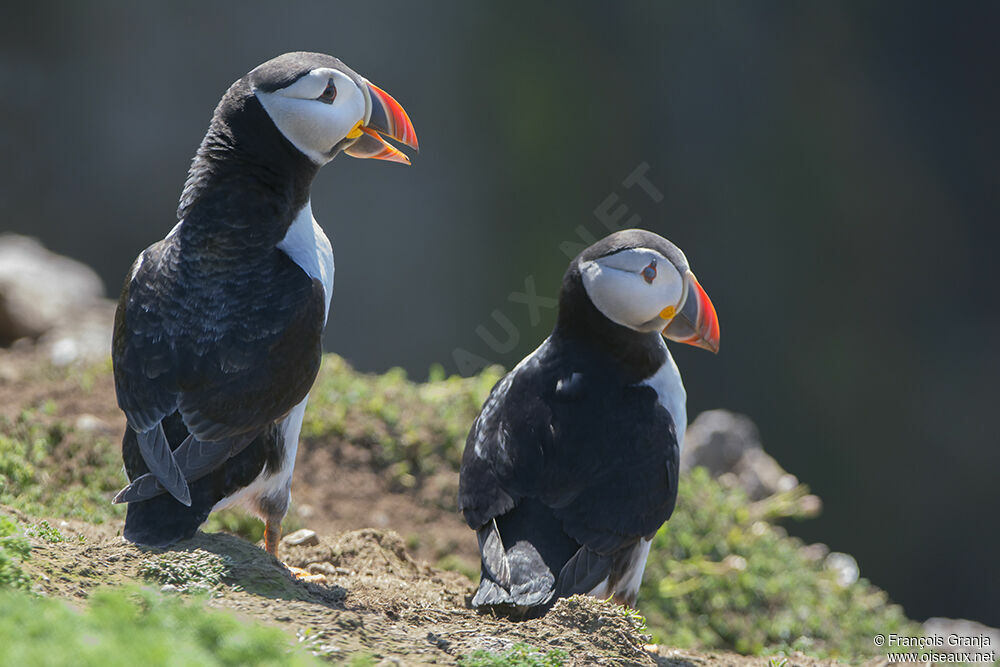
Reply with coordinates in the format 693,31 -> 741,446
212,394 -> 308,515
277,200 -> 335,324
639,339 -> 688,451
586,537 -> 653,606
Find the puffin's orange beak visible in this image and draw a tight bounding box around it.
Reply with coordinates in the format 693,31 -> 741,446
344,81 -> 418,165
662,272 -> 720,354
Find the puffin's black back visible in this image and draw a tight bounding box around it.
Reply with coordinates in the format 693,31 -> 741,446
112,54 -> 329,545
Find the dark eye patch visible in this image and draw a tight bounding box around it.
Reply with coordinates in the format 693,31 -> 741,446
317,78 -> 336,104
642,261 -> 657,283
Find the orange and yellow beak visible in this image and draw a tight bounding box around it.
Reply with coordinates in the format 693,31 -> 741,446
344,81 -> 418,165
662,272 -> 720,353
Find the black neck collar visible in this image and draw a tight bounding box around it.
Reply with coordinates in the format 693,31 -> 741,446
552,261 -> 667,383
175,78 -> 319,251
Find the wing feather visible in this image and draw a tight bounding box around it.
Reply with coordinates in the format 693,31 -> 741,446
129,424 -> 191,506
113,234 -> 325,505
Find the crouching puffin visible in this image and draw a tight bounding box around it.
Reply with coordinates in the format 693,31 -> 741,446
111,52 -> 418,557
458,229 -> 719,614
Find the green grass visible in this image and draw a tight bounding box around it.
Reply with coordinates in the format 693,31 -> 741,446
0,586 -> 320,666
458,643 -> 568,667
26,518 -> 71,543
639,467 -> 920,661
303,356 -> 502,491
0,513 -> 31,591
0,409 -> 123,524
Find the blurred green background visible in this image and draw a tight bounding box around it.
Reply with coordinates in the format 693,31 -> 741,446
2,2 -> 996,626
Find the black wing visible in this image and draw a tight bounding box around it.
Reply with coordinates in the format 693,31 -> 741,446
458,338 -> 679,608
112,235 -> 325,503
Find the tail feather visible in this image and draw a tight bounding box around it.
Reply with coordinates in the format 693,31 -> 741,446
119,410 -> 279,549
123,491 -> 214,548
471,498 -> 578,614
555,546 -> 614,599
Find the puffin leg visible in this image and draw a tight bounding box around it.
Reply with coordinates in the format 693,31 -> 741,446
264,518 -> 281,556
264,516 -> 327,583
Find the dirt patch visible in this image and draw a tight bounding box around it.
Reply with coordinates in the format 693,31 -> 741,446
291,435 -> 480,575
16,515 -> 664,665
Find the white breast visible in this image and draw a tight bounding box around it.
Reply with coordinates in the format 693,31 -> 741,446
277,200 -> 335,324
639,339 -> 688,451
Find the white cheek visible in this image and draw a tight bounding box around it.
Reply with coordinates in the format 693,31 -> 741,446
255,82 -> 366,165
581,261 -> 684,331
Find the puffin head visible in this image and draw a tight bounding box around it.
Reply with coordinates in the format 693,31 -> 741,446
576,229 -> 720,353
249,51 -> 418,166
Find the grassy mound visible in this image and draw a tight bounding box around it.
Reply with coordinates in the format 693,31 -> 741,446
0,509 -> 318,666
302,356 -> 503,490
0,353 -> 920,663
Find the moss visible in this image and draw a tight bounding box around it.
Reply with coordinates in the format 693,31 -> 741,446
0,586 -> 320,666
139,549 -> 234,593
639,468 -> 920,661
458,643 -> 568,667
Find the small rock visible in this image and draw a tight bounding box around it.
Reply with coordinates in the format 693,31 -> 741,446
0,235 -> 106,344
49,338 -> 79,366
160,584 -> 179,593
75,414 -> 111,433
682,409 -> 798,500
824,552 -> 859,586
282,528 -> 319,547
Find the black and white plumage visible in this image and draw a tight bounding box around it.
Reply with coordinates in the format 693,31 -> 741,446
458,229 -> 720,614
112,52 -> 417,554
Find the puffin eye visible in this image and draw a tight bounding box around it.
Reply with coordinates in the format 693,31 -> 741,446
317,78 -> 336,104
641,262 -> 657,284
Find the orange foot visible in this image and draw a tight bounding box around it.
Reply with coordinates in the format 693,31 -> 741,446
284,564 -> 327,584
264,520 -> 327,583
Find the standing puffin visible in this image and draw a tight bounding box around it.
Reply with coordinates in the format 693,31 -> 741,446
458,229 -> 719,614
111,52 -> 418,556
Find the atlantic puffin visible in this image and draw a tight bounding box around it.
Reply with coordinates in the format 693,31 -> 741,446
111,52 -> 418,556
458,229 -> 719,614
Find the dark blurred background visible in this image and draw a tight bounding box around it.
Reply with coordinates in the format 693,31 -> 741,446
2,2 -> 997,625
